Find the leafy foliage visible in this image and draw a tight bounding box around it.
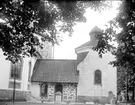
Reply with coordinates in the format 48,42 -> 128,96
0,0 -> 110,63
0,0 -> 85,63
94,0 -> 135,98
117,67 -> 127,95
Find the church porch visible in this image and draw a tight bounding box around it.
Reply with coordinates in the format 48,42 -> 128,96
40,82 -> 77,102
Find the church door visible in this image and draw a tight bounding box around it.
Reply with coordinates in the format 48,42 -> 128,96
55,83 -> 63,102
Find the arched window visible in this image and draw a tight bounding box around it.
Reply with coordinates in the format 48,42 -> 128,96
40,83 -> 48,98
10,58 -> 23,80
94,69 -> 102,85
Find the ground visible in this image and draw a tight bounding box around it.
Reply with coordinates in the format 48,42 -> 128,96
0,102 -> 90,105
0,102 -> 53,105
0,102 -> 135,105
0,102 -> 65,105
0,102 -> 87,105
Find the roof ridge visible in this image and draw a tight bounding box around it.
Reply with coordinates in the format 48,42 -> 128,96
37,59 -> 77,61
75,41 -> 90,50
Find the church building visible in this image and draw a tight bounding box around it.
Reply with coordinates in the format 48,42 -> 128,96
0,37 -> 54,101
31,26 -> 117,103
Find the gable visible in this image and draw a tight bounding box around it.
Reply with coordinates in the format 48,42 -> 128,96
77,51 -> 89,65
75,41 -> 98,54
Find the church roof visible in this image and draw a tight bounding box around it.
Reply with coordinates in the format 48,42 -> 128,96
31,59 -> 78,83
75,40 -> 97,51
75,26 -> 101,52
77,51 -> 89,64
90,26 -> 102,34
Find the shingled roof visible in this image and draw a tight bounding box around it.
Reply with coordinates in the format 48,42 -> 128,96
75,40 -> 97,51
31,59 -> 78,83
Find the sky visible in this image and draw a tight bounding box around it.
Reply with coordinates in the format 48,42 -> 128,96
54,1 -> 121,59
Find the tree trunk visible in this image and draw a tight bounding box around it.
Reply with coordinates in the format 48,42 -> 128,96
132,87 -> 134,102
127,89 -> 129,102
126,70 -> 129,102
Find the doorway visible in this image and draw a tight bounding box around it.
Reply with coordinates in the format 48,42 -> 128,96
55,83 -> 63,102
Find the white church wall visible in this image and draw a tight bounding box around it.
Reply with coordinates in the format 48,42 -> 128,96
0,41 -> 52,100
29,57 -> 40,98
0,49 -> 30,100
21,57 -> 31,91
107,54 -> 117,96
77,49 -> 117,100
30,82 -> 40,98
0,49 -> 11,89
7,57 -> 31,92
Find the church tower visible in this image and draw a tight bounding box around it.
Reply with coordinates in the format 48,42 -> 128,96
75,26 -> 102,54
89,26 -> 102,46
76,26 -> 117,104
37,41 -> 54,59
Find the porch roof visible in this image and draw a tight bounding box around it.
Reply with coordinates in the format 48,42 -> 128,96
31,59 -> 78,83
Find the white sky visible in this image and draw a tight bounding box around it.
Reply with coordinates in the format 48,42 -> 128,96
54,1 -> 121,59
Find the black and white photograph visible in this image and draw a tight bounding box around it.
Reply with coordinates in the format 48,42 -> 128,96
0,0 -> 133,105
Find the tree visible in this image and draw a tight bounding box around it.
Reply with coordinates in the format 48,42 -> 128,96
0,0 -> 110,63
93,0 -> 135,101
117,67 -> 127,95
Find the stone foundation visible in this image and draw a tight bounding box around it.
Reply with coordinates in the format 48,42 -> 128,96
48,83 -> 55,101
0,89 -> 27,101
40,83 -> 77,102
63,84 -> 77,102
77,95 -> 110,104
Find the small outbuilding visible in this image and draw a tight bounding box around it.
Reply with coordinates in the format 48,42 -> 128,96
31,59 -> 78,102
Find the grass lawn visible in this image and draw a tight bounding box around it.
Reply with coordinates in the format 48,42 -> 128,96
0,102 -> 57,105
0,102 -> 86,105
2,102 -> 135,105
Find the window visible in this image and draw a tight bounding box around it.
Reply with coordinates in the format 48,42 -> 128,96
40,84 -> 48,98
10,58 -> 23,80
28,61 -> 32,82
94,70 -> 102,85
